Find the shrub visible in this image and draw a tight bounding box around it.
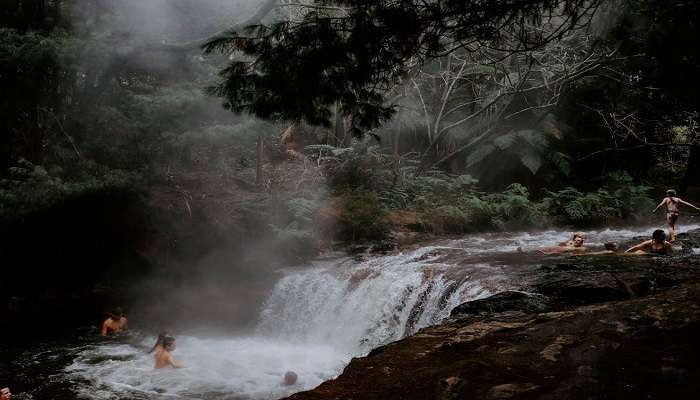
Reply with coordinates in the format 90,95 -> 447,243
429,205 -> 470,234
337,191 -> 388,242
0,159 -> 134,218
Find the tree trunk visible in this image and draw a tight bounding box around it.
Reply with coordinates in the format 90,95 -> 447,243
256,134 -> 264,186
331,101 -> 341,146
393,123 -> 401,157
392,124 -> 402,185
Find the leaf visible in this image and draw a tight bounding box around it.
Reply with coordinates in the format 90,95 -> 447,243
520,151 -> 542,174
466,144 -> 496,167
517,129 -> 548,148
493,131 -> 517,150
548,152 -> 571,176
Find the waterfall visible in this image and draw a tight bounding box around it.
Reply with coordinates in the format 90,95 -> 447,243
257,246 -> 502,355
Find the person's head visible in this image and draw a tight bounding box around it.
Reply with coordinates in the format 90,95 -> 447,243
161,335 -> 176,351
1,387 -> 11,400
111,307 -> 124,319
572,233 -> 585,247
604,242 -> 619,251
652,229 -> 666,243
283,371 -> 298,386
148,333 -> 165,353
666,189 -> 676,197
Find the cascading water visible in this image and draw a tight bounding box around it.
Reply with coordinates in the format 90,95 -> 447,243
256,247 -> 500,355
57,223 -> 699,399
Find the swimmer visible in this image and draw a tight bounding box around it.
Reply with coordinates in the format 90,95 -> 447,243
101,307 -> 128,336
1,387 -> 10,400
559,233 -> 586,248
148,333 -> 168,354
153,335 -> 182,369
653,189 -> 700,241
577,242 -> 620,256
539,233 -> 587,254
282,371 -> 298,386
624,229 -> 673,255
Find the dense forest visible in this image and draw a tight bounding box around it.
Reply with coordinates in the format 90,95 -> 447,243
1,0 -> 699,348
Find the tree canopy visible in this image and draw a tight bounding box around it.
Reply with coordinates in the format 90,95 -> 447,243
204,0 -> 600,134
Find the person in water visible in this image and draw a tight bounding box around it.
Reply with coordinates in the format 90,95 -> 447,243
624,229 -> 673,255
148,333 -> 168,354
1,387 -> 11,400
577,242 -> 620,256
653,189 -> 700,241
539,233 -> 587,254
101,307 -> 128,336
559,233 -> 586,248
282,371 -> 298,386
151,334 -> 182,369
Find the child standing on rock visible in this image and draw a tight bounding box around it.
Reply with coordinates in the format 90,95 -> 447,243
653,189 -> 700,241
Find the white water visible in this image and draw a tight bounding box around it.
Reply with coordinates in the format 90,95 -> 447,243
65,223 -> 700,399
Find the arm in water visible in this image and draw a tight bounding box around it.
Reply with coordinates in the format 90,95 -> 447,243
166,352 -> 183,369
625,240 -> 651,253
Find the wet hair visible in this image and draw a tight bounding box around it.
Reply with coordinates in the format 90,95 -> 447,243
652,229 -> 666,242
666,189 -> 676,196
148,333 -> 175,353
283,371 -> 298,386
111,307 -> 123,318
162,336 -> 176,349
604,242 -> 619,251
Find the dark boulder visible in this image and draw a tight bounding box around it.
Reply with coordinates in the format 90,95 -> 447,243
450,291 -> 551,318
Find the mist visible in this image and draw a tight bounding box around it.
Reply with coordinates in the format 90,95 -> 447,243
61,0 -> 304,334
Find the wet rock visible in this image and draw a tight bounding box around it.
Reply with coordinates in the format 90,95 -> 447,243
486,383 -> 539,399
450,291 -> 551,318
533,267 -> 632,306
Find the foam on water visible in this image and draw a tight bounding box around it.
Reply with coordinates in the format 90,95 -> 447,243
66,337 -> 346,400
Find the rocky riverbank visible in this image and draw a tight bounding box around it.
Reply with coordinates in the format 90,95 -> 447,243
284,231 -> 700,400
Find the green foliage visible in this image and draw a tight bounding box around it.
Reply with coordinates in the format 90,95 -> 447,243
467,129 -> 569,176
541,187 -> 620,224
337,191 -> 388,242
0,159 -> 134,218
540,172 -> 654,225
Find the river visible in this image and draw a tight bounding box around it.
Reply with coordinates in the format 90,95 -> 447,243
2,224 -> 698,400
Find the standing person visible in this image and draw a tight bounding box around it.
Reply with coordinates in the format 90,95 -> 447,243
153,335 -> 182,369
1,387 -> 10,400
624,229 -> 673,255
100,307 -> 128,336
653,189 -> 700,241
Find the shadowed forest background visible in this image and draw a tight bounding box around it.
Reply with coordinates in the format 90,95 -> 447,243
1,0 -> 699,333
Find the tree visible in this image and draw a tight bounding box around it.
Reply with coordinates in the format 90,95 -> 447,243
204,0 -> 602,135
